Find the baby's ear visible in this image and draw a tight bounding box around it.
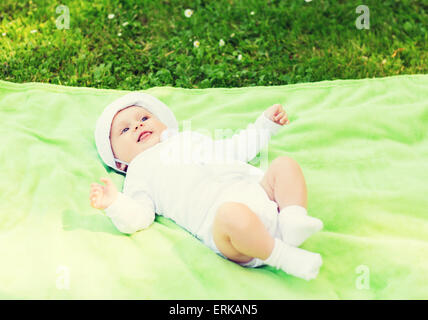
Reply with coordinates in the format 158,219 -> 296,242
115,161 -> 123,170
115,161 -> 128,172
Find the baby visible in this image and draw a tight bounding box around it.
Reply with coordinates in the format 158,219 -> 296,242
90,92 -> 323,280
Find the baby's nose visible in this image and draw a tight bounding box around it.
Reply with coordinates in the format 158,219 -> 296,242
135,123 -> 143,129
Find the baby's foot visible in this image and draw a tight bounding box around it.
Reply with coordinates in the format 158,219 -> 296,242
264,238 -> 323,281
278,206 -> 323,247
283,247 -> 323,281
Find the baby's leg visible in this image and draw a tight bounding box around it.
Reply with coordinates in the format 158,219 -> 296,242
260,156 -> 323,246
211,201 -> 322,280
212,201 -> 274,263
259,155 -> 307,210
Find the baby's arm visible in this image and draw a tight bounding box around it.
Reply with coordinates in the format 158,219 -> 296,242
210,104 -> 288,163
90,177 -> 155,234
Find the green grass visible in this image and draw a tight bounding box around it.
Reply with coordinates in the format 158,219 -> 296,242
0,0 -> 427,89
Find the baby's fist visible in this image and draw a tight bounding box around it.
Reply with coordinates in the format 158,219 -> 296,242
264,104 -> 290,125
89,177 -> 118,210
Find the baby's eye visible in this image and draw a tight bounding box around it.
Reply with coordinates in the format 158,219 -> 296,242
142,116 -> 149,121
121,127 -> 129,134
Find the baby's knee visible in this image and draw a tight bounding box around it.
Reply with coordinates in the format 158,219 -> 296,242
271,155 -> 300,170
215,202 -> 253,233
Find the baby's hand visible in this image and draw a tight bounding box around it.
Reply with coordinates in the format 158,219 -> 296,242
264,104 -> 290,125
89,177 -> 118,210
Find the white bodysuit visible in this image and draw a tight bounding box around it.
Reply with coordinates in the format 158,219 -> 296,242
105,112 -> 283,265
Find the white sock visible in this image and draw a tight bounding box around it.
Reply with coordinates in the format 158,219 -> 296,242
264,238 -> 322,281
278,205 -> 323,247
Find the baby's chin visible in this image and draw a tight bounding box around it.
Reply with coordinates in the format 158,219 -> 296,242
135,133 -> 160,153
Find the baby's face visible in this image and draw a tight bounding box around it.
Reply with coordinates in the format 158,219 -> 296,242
110,106 -> 167,171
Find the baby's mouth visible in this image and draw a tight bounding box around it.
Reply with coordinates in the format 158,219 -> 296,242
138,131 -> 152,142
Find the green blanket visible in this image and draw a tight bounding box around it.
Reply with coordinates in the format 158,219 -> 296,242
0,75 -> 427,299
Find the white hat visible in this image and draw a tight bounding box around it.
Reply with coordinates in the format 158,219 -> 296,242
95,92 -> 178,173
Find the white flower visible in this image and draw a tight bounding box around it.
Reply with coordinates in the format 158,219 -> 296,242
122,22 -> 129,27
108,14 -> 115,19
250,11 -> 255,15
184,9 -> 194,18
30,29 -> 37,34
118,32 -> 122,37
193,40 -> 200,48
2,32 -> 6,36
230,33 -> 235,38
237,54 -> 242,61
219,39 -> 225,47
305,0 -> 313,2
